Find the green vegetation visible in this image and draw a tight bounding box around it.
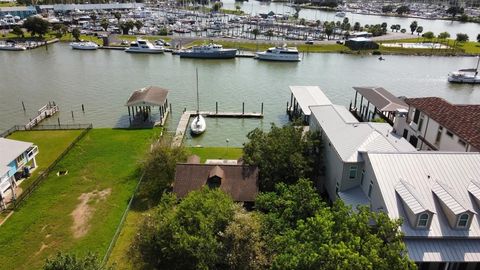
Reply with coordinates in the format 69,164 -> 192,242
0,2 -> 18,7
377,37 -> 480,55
188,147 -> 243,163
7,130 -> 83,187
44,252 -> 112,270
0,128 -> 157,270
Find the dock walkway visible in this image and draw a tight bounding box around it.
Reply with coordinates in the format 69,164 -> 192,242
25,103 -> 59,130
172,110 -> 263,147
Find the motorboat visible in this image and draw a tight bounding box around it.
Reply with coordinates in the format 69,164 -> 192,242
256,45 -> 301,62
335,11 -> 347,17
125,39 -> 164,54
179,43 -> 237,59
70,41 -> 99,50
448,57 -> 480,84
0,41 -> 26,51
190,69 -> 206,135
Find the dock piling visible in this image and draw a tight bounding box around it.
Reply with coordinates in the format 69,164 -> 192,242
261,102 -> 264,114
71,111 -> 74,120
170,103 -> 172,114
21,101 -> 26,112
242,102 -> 244,115
216,102 -> 218,114
82,104 -> 85,113
57,118 -> 60,126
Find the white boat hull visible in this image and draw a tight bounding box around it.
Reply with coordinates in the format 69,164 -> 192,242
256,52 -> 301,62
190,115 -> 206,135
448,73 -> 480,84
125,48 -> 164,54
70,42 -> 98,50
0,44 -> 26,51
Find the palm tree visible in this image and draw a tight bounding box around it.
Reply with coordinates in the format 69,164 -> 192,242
100,18 -> 109,32
409,21 -> 417,35
251,28 -> 259,40
416,26 -> 423,36
114,12 -> 121,24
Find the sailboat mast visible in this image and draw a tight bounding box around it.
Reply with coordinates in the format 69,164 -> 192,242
476,56 -> 480,75
196,68 -> 199,114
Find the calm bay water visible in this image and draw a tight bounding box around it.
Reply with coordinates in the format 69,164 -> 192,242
0,44 -> 479,146
222,0 -> 480,39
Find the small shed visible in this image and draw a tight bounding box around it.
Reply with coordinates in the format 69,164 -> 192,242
345,37 -> 379,50
125,86 -> 169,127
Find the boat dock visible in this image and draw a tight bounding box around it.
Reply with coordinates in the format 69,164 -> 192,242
172,109 -> 264,147
25,103 -> 59,130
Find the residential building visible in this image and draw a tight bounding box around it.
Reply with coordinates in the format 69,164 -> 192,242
0,138 -> 38,207
394,97 -> 480,152
0,6 -> 37,19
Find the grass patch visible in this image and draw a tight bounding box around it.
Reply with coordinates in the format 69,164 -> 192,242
0,2 -> 18,6
377,37 -> 480,55
0,128 -> 158,270
7,130 -> 83,189
188,147 -> 243,163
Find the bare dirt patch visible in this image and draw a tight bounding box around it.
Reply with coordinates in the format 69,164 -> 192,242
35,243 -> 48,256
70,188 -> 111,238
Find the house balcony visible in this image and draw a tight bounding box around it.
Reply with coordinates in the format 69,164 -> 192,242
26,145 -> 38,161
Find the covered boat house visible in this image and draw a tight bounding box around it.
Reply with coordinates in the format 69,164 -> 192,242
125,86 -> 169,127
287,86 -> 332,124
349,86 -> 408,125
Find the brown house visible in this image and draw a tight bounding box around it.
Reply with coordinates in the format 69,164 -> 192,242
173,161 -> 259,202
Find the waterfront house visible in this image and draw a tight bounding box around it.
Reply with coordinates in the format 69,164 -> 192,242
0,138 -> 38,207
0,6 -> 37,19
173,158 -> 258,203
394,97 -> 480,152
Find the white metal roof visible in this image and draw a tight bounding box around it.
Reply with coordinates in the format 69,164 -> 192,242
338,186 -> 369,210
432,180 -> 472,215
468,181 -> 480,202
366,152 -> 480,238
405,239 -> 480,262
395,180 -> 431,215
289,86 -> 332,116
1,166 -> 9,177
310,105 -> 415,162
0,138 -> 32,167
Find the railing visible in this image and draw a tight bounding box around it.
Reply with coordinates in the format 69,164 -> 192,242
0,124 -> 92,138
6,123 -> 93,210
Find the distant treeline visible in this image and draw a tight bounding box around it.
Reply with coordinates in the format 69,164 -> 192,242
16,0 -> 144,5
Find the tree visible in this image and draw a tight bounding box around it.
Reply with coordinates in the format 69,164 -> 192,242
396,5 -> 410,15
11,26 -> 24,38
223,207 -> 268,270
390,24 -> 396,32
422,31 -> 434,39
113,12 -> 121,23
395,24 -> 401,32
134,20 -> 143,32
381,22 -> 387,32
119,20 -> 135,35
90,13 -> 97,27
456,33 -> 469,43
324,25 -> 334,39
353,22 -> 360,31
242,123 -> 321,191
400,28 -> 406,33
52,24 -> 66,38
416,26 -> 423,36
255,181 -> 416,270
446,6 -> 464,18
131,189 -> 236,269
72,28 -> 81,41
299,18 -> 306,25
22,16 -> 50,38
294,6 -> 301,19
438,31 -> 450,40
409,20 -> 418,35
382,5 -> 394,13
235,4 -> 241,13
251,28 -> 259,40
100,18 -> 109,31
212,1 -> 223,12
265,29 -> 274,40
44,252 -> 111,270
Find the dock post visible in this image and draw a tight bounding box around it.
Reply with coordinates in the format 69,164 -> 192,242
286,102 -> 289,113
22,101 -> 26,112
261,102 -> 264,115
82,104 -> 85,113
170,103 -> 172,114
57,118 -> 60,126
216,102 -> 218,114
242,102 -> 244,115
71,111 -> 74,120
128,106 -> 131,116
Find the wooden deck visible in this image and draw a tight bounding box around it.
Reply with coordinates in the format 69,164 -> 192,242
25,103 -> 59,130
172,110 -> 263,147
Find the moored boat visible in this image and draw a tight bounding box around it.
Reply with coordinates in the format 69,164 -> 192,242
190,68 -> 206,135
179,43 -> 237,59
125,39 -> 164,54
0,41 -> 26,51
70,41 -> 99,50
448,57 -> 480,84
256,45 -> 301,62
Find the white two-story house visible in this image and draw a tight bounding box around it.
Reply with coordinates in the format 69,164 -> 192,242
0,138 -> 38,207
394,97 -> 480,152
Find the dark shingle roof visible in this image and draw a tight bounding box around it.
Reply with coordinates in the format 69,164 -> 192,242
406,97 -> 480,149
353,86 -> 408,112
125,86 -> 169,107
173,164 -> 259,202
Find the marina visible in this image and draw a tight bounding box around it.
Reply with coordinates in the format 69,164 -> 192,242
1,43 -> 479,147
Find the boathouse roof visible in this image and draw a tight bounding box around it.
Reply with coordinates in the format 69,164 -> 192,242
406,97 -> 480,150
173,163 -> 259,202
290,86 -> 332,116
125,86 -> 169,107
353,86 -> 408,112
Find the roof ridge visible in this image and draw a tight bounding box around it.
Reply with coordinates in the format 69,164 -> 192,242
396,179 -> 429,211
433,180 -> 470,213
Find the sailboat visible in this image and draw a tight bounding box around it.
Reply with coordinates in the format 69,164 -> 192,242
448,56 -> 480,84
190,69 -> 206,135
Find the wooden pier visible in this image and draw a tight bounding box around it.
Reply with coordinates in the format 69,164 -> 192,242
25,103 -> 59,130
172,110 -> 263,147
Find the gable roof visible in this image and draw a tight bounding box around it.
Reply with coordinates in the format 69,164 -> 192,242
173,164 -> 259,202
353,86 -> 408,112
0,138 -> 33,166
125,86 -> 169,107
395,179 -> 432,215
405,97 -> 480,149
289,86 -> 332,116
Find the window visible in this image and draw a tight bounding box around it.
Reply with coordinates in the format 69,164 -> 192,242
418,115 -> 424,131
417,213 -> 429,228
446,130 -> 454,138
402,129 -> 408,139
412,109 -> 420,124
349,166 -> 357,179
458,139 -> 467,147
368,181 -> 373,198
435,126 -> 443,145
360,170 -> 365,185
457,213 -> 469,228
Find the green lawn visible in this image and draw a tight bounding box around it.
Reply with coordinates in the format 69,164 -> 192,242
7,130 -> 83,188
378,37 -> 480,55
107,146 -> 243,269
0,129 -> 157,270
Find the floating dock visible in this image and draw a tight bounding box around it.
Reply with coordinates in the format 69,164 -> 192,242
25,103 -> 59,130
172,110 -> 263,147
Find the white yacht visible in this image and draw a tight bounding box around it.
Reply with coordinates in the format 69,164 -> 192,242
335,11 -> 347,17
256,45 -> 301,62
70,41 -> 99,50
448,57 -> 480,84
0,41 -> 26,51
179,43 -> 237,59
125,39 -> 164,54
